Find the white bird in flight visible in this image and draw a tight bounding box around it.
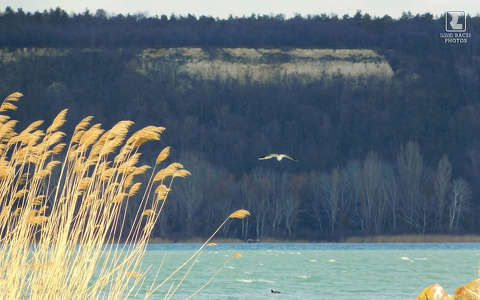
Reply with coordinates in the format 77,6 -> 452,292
258,153 -> 298,162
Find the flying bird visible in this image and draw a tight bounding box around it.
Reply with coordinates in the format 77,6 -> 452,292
258,153 -> 297,162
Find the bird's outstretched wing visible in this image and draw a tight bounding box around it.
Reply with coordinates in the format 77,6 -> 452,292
258,153 -> 277,160
283,154 -> 298,161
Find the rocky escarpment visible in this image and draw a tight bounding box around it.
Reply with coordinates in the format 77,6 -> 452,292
134,48 -> 394,83
0,47 -> 393,84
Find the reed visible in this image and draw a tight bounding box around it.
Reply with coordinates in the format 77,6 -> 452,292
0,92 -> 249,299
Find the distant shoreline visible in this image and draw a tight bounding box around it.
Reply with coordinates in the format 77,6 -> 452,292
148,234 -> 480,244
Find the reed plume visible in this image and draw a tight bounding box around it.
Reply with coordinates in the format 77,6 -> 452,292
0,92 -> 190,299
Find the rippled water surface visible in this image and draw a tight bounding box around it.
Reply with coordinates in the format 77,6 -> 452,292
134,243 -> 480,299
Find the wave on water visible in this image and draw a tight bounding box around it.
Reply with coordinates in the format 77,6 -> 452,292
297,275 -> 310,279
236,279 -> 254,283
309,259 -> 317,262
328,259 -> 336,263
400,256 -> 413,261
236,279 -> 276,284
257,279 -> 275,283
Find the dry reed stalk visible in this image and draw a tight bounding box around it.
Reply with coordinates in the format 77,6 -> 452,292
0,92 -> 249,300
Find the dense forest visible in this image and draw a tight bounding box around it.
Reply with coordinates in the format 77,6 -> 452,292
1,7 -> 480,240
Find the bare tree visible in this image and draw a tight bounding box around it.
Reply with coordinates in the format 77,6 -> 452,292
433,154 -> 452,231
310,167 -> 348,235
448,178 -> 471,232
325,168 -> 343,233
308,171 -> 325,232
313,171 -> 338,234
240,168 -> 274,240
171,151 -> 216,237
343,160 -> 362,232
359,152 -> 388,234
211,171 -> 237,237
271,172 -> 288,236
239,174 -> 252,240
380,161 -> 398,232
397,141 -> 425,233
283,174 -> 306,236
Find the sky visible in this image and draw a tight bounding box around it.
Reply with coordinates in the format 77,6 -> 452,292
2,0 -> 480,19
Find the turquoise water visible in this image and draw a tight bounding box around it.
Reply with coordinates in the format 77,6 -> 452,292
134,243 -> 480,299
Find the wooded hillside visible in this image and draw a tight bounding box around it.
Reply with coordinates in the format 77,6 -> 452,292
1,7 -> 479,240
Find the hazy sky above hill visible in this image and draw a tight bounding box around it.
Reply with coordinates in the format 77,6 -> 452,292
3,0 -> 480,18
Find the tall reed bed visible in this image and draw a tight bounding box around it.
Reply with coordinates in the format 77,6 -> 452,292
0,92 -> 249,299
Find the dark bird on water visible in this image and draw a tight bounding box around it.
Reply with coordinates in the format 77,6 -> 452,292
258,153 -> 297,162
271,289 -> 281,294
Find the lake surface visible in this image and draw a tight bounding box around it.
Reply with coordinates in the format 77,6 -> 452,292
135,243 -> 480,299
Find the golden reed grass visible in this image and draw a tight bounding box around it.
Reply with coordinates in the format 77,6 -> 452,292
0,92 -> 249,299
